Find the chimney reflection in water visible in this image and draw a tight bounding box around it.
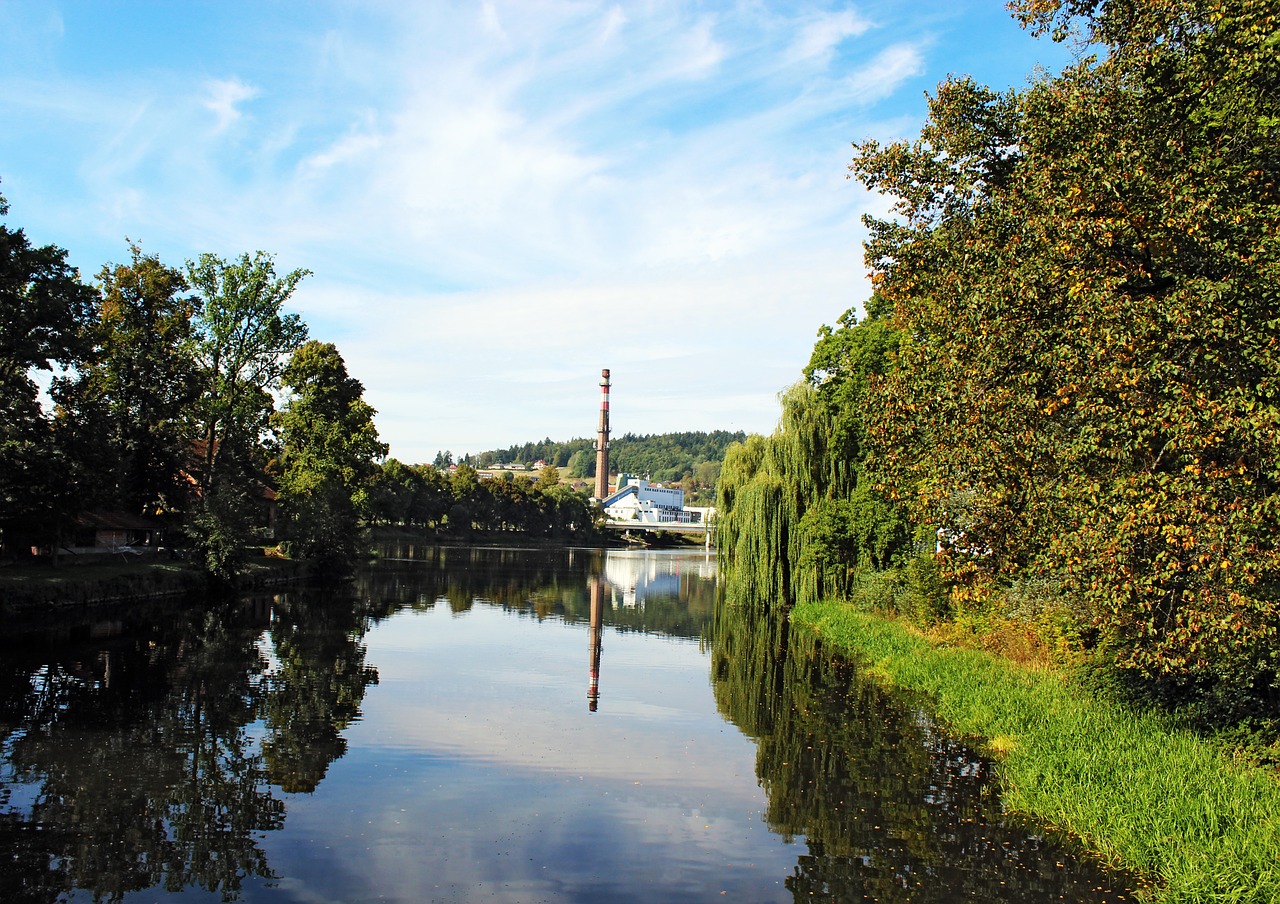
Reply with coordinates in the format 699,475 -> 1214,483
588,576 -> 604,712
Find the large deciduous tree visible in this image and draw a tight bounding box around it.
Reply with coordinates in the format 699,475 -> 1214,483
184,252 -> 309,578
853,0 -> 1280,702
53,244 -> 200,519
0,187 -> 98,556
274,340 -> 386,568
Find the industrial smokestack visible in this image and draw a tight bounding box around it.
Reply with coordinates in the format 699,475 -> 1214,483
594,369 -> 610,500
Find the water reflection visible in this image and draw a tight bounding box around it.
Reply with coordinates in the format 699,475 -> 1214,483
711,599 -> 1138,901
0,547 -> 1138,902
588,576 -> 604,711
260,591 -> 381,793
0,600 -> 283,902
364,544 -> 719,640
0,586 -> 381,903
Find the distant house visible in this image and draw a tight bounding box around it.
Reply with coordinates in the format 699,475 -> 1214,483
70,511 -> 165,553
602,475 -> 692,523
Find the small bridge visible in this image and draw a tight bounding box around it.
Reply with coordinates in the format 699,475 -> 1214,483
600,519 -> 715,547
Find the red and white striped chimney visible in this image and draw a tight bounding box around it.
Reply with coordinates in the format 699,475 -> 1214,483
594,369 -> 610,500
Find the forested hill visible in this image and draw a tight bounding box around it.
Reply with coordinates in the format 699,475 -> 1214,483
461,430 -> 746,486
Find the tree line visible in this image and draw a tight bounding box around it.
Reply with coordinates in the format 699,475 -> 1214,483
718,0 -> 1279,724
368,460 -> 599,540
1,190 -> 386,578
462,429 -> 745,504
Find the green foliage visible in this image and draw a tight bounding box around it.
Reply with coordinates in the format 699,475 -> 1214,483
834,546 -> 953,627
186,251 -> 310,499
274,341 -> 387,569
565,447 -> 593,478
799,485 -> 912,577
368,460 -> 452,528
369,456 -> 599,540
481,430 -> 745,491
848,0 -> 1280,705
717,310 -> 914,609
184,251 -> 310,576
611,430 -> 747,485
188,481 -> 257,583
53,243 -> 200,518
903,548 -> 951,625
0,187 -> 97,554
793,600 -> 1280,903
0,194 -> 403,581
368,458 -> 419,524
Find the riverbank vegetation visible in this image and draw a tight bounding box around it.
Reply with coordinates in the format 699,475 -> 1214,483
711,597 -> 1145,900
0,552 -> 304,620
718,0 -> 1278,897
794,600 -> 1279,903
0,202 -> 394,581
2,177 -> 689,585
5,184 -> 615,583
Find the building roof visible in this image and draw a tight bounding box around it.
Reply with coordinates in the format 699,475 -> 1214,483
75,511 -> 163,531
601,485 -> 638,508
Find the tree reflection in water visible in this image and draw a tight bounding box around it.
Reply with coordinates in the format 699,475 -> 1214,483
0,549 -> 1139,903
0,583 -> 380,903
359,544 -> 719,640
711,599 -> 1138,903
261,588 -> 381,793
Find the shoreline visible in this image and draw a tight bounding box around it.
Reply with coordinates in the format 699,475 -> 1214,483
0,530 -> 633,625
0,555 -> 307,630
791,598 -> 1280,904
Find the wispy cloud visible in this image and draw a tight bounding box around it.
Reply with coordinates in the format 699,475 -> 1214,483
843,42 -> 926,104
0,0 -> 1060,457
788,8 -> 873,63
597,4 -> 627,45
203,77 -> 259,133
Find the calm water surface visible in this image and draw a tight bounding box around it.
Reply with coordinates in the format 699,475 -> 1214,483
0,546 -> 1136,902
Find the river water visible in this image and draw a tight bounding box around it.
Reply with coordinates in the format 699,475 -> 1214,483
0,546 -> 1136,902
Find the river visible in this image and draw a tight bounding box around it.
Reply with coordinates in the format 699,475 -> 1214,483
0,545 -> 1136,902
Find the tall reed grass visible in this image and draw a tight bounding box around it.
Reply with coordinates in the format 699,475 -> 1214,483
792,600 -> 1280,904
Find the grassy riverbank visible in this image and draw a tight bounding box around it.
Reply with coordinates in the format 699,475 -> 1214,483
791,599 -> 1280,904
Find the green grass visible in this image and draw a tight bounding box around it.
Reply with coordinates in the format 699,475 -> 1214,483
792,599 -> 1280,904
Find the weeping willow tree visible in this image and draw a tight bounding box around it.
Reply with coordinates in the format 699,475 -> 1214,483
718,308 -> 910,609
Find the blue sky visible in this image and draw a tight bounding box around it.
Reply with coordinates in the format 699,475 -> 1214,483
0,1 -> 1074,464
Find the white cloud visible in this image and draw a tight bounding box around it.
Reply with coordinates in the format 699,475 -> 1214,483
843,42 -> 926,103
298,123 -> 384,177
203,77 -> 259,133
0,1 -> 955,459
480,0 -> 506,40
668,16 -> 725,79
293,236 -> 873,460
597,4 -> 627,45
788,8 -> 873,64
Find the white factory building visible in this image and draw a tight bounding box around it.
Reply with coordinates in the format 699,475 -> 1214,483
601,474 -> 697,524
